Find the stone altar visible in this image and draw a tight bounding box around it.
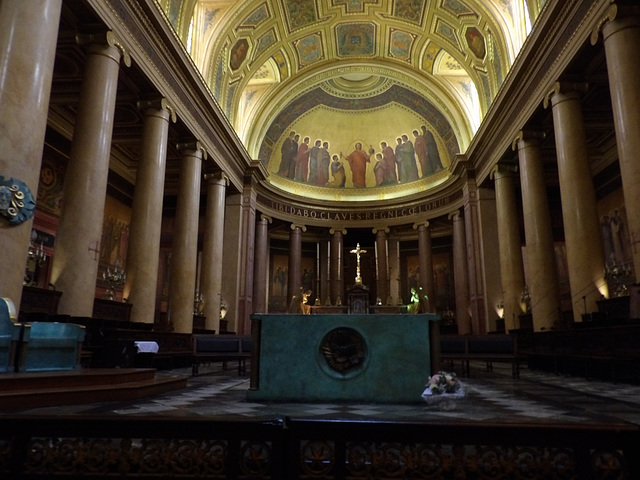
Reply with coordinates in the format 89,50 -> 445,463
248,313 -> 440,403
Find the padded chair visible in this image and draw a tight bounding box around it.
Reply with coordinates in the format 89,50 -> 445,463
0,298 -> 21,372
20,321 -> 85,372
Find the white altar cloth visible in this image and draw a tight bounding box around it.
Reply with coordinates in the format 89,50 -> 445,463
134,341 -> 159,353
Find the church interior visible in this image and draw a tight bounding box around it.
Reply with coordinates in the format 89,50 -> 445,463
2,0 -> 640,477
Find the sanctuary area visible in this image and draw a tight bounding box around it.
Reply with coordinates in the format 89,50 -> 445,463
2,0 -> 640,477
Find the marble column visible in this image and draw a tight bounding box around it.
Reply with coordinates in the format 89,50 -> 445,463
237,183 -> 257,334
329,228 -> 346,305
124,99 -> 175,325
0,1 -> 62,307
388,238 -> 401,305
169,142 -> 205,333
373,227 -> 390,305
597,12 -> 640,275
514,130 -> 561,331
449,210 -> 471,334
221,193 -> 243,333
320,239 -> 330,305
200,172 -> 228,332
414,221 -> 435,312
252,214 -> 271,314
492,164 -> 526,332
287,224 -> 305,305
544,82 -> 606,323
51,32 -> 131,316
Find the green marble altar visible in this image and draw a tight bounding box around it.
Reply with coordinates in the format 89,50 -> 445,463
248,313 -> 439,403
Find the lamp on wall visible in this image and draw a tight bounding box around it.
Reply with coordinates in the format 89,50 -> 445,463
219,298 -> 228,320
496,300 -> 504,319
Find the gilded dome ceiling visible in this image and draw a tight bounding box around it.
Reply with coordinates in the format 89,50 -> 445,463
159,0 -> 538,201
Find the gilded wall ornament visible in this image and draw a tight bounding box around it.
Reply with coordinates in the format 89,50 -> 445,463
0,176 -> 35,225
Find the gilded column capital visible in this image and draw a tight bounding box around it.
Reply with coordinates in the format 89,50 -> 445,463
291,223 -> 307,232
591,2 -> 640,45
512,129 -> 545,151
447,209 -> 462,221
76,30 -> 131,67
260,214 -> 273,224
412,221 -> 430,230
177,140 -> 208,160
543,81 -> 588,109
490,163 -> 518,181
137,97 -> 177,123
372,226 -> 390,234
329,228 -> 347,235
204,171 -> 229,186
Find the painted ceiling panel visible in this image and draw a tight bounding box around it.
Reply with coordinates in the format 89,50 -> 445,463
160,0 -> 529,201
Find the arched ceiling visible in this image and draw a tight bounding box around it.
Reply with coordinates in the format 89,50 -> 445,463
159,0 -> 537,201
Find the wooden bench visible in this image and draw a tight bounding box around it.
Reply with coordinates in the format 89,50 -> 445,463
520,324 -> 640,383
440,334 -> 522,379
192,334 -> 251,376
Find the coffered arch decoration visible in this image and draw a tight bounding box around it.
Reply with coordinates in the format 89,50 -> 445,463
158,0 -> 532,200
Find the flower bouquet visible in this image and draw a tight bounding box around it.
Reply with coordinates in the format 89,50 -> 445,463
421,371 -> 465,410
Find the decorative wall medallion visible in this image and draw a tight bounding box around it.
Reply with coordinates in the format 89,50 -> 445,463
0,176 -> 35,225
319,327 -> 368,378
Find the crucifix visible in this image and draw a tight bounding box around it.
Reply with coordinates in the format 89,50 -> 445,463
350,243 -> 367,285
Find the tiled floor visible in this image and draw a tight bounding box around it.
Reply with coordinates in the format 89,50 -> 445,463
4,361 -> 640,428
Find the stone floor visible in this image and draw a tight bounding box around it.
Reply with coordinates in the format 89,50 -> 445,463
3,360 -> 640,429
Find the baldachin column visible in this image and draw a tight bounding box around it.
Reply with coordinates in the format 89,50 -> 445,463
124,98 -> 175,324
491,164 -> 526,331
51,32 -> 131,316
200,172 -> 228,332
169,142 -> 205,333
544,82 -> 606,323
0,1 -> 62,307
513,130 -> 561,331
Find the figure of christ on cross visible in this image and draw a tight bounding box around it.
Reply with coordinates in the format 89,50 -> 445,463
350,243 -> 367,285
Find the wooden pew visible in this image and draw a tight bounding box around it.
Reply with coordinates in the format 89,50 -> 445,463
191,334 -> 251,376
440,334 -> 522,379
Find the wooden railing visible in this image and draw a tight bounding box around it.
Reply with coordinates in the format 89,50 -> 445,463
0,416 -> 638,478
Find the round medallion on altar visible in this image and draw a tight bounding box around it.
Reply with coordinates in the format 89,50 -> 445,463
317,327 -> 369,379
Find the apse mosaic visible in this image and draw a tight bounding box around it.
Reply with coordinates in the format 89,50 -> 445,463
260,86 -> 455,195
259,83 -> 460,165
